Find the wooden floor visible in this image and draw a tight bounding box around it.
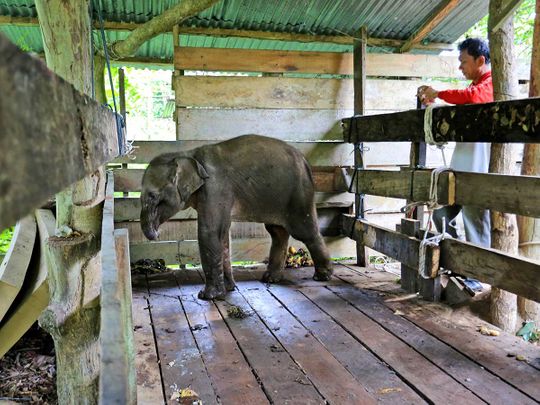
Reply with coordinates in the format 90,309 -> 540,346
132,264 -> 540,405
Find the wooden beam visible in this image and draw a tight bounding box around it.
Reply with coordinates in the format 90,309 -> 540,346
0,16 -> 454,51
343,97 -> 540,143
114,140 -> 353,166
352,169 -> 540,218
400,0 -> 461,53
342,215 -> 540,302
0,33 -> 119,230
99,173 -> 136,404
490,0 -> 524,33
342,215 -> 440,275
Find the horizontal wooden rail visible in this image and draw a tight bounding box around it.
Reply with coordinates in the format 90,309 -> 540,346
342,215 -> 540,302
342,97 -> 540,143
99,172 -> 136,404
114,166 -> 350,194
350,169 -> 540,218
114,140 -> 353,166
0,34 -> 119,230
174,47 -> 531,80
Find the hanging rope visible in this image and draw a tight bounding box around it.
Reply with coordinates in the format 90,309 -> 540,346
423,104 -> 447,166
93,0 -> 133,157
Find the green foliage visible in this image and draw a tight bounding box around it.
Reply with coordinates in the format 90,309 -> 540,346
0,227 -> 14,255
461,0 -> 535,58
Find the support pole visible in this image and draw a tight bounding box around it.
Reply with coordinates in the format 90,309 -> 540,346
353,26 -> 367,267
488,0 -> 519,332
517,0 -> 540,323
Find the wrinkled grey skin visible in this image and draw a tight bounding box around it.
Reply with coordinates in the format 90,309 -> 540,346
141,135 -> 333,300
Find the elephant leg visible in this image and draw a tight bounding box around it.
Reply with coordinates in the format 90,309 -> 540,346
223,232 -> 236,291
289,213 -> 333,281
197,216 -> 231,300
262,224 -> 289,283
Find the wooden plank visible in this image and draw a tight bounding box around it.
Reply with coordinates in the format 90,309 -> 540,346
100,173 -> 137,404
173,272 -> 270,404
0,34 -> 118,230
213,290 -> 326,404
353,169 -> 540,218
386,301 -> 540,400
331,284 -> 537,404
131,292 -> 165,405
176,108 -> 350,141
113,167 -> 351,194
0,209 -> 53,358
174,76 -> 462,110
236,282 -> 376,404
0,215 -> 36,322
439,238 -> 540,303
268,284 -> 426,403
129,236 -> 356,265
174,47 -> 534,79
343,215 -> 540,302
343,97 -> 540,143
341,215 -> 440,274
147,291 -> 218,404
301,286 -> 483,403
115,198 -> 197,222
400,0 -> 461,53
116,140 -> 353,166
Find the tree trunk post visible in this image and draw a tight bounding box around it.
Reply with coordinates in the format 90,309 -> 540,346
488,0 -> 519,332
517,0 -> 540,323
35,1 -> 103,403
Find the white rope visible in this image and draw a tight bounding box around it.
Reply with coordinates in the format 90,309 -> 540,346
424,104 -> 448,165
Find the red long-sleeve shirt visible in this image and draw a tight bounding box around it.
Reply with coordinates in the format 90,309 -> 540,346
437,71 -> 494,105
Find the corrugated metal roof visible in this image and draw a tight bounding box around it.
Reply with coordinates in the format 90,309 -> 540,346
0,0 -> 489,63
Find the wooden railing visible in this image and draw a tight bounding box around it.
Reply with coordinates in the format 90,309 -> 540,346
342,99 -> 540,303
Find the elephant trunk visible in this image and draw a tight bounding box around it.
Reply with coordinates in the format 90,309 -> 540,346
141,207 -> 160,241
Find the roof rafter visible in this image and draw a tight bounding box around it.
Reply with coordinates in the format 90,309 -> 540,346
0,15 -> 453,51
400,0 -> 461,53
490,0 -> 524,32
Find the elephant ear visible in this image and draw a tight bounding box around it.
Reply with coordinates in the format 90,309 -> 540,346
174,157 -> 209,202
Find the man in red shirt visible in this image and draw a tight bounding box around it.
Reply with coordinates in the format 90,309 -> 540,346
417,38 -> 492,248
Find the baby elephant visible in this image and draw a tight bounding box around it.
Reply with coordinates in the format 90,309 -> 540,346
140,134 -> 333,300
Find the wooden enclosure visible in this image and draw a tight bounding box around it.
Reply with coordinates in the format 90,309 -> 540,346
113,46 -> 532,266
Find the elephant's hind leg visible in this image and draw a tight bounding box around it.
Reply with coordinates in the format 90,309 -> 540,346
223,233 -> 236,291
262,224 -> 289,283
289,216 -> 333,281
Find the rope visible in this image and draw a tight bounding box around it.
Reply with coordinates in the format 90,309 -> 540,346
93,0 -> 133,157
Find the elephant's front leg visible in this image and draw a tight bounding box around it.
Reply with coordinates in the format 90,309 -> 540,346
197,220 -> 229,300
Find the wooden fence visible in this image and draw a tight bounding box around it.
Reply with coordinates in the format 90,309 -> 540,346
0,33 -> 135,402
343,99 -> 540,303
114,46 -> 531,265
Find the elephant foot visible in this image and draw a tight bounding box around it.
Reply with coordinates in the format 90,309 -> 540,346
225,279 -> 236,292
313,267 -> 333,281
262,270 -> 284,283
198,284 -> 227,300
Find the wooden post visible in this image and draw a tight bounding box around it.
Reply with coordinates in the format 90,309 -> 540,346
399,219 -> 419,293
119,67 -> 129,198
409,97 -> 427,222
353,26 -> 367,267
173,24 -> 184,141
517,0 -> 540,324
488,0 -> 519,332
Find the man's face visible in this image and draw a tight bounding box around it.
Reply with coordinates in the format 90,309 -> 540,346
458,49 -> 484,81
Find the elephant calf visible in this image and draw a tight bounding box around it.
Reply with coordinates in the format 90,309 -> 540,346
140,134 -> 333,300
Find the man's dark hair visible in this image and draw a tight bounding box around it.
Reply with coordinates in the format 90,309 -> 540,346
458,38 -> 490,64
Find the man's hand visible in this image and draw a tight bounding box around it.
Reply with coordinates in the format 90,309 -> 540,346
417,85 -> 439,105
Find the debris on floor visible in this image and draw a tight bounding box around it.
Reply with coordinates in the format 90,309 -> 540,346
227,305 -> 251,319
477,325 -> 500,336
0,323 -> 56,404
516,321 -> 539,344
131,258 -> 169,274
170,384 -> 202,404
285,246 -> 313,268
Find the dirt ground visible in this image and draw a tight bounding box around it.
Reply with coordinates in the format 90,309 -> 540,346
0,324 -> 56,404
